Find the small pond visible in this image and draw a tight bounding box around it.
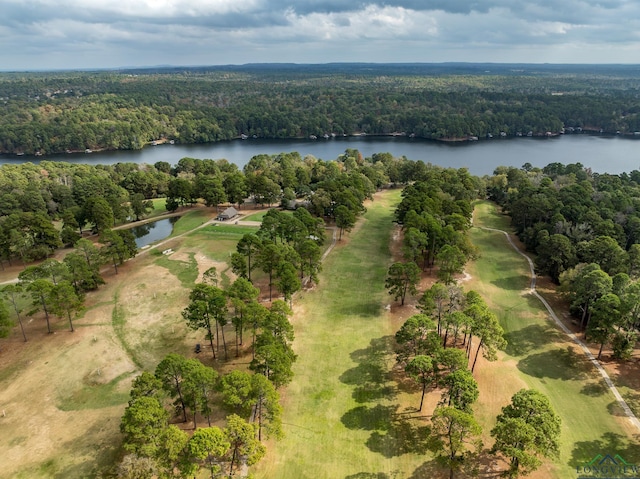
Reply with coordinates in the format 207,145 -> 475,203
129,216 -> 180,248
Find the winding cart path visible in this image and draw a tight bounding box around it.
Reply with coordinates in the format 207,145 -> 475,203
481,225 -> 640,432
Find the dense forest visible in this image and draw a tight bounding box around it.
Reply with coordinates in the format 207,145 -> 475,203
489,162 -> 640,358
2,63 -> 640,155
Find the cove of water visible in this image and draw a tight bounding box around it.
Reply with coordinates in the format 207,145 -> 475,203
2,135 -> 640,176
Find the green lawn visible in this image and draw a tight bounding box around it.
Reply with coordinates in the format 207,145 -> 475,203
181,224 -> 260,262
469,201 -> 640,478
243,209 -> 293,222
255,189 -> 437,479
170,209 -> 211,236
149,198 -> 168,217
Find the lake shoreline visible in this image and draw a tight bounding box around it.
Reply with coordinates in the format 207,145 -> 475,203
2,133 -> 640,176
4,130 -> 640,161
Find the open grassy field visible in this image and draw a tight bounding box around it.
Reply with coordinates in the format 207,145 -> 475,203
468,201 -> 640,478
254,189 -> 442,479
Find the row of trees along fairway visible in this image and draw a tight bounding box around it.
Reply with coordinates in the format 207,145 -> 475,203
386,168 -> 482,307
388,173 -> 561,478
4,64 -> 640,155
488,162 -> 640,359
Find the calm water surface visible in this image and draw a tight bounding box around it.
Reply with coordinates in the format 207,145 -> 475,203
129,217 -> 180,248
2,135 -> 640,176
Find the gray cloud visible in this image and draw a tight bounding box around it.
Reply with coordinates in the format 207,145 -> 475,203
1,0 -> 639,69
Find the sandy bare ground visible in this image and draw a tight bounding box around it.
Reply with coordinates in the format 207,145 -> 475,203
0,205 -> 263,478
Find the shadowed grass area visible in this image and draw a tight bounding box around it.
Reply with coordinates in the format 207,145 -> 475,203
469,201 -> 640,478
255,189 -> 434,479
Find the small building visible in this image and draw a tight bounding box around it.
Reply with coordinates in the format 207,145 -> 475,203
217,207 -> 238,221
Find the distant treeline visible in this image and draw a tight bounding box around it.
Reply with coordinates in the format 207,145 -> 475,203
2,64 -> 640,155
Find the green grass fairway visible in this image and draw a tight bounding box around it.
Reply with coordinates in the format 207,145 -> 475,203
469,201 -> 640,478
255,189 -> 437,479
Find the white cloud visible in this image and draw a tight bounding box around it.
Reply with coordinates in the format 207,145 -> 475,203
1,0 -> 640,68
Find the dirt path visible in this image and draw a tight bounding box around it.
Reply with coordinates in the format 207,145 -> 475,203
321,227 -> 338,261
481,225 -> 640,432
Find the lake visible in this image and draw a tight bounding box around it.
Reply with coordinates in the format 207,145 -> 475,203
1,134 -> 640,176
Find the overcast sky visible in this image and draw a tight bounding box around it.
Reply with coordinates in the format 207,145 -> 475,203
2,0 -> 640,70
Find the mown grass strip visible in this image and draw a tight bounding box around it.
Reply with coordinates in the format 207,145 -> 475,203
170,209 -> 211,236
111,290 -> 144,369
255,189 -> 434,479
56,371 -> 133,411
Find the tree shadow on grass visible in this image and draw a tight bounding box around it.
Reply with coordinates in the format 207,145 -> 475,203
517,346 -> 590,380
607,389 -> 640,418
407,460 -> 443,479
341,403 -> 431,458
491,275 -> 529,291
336,299 -> 382,318
581,379 -> 609,396
569,432 -> 640,470
409,449 -> 506,479
342,404 -> 398,431
366,422 -> 431,458
504,324 -> 564,357
340,336 -> 398,403
52,419 -> 122,478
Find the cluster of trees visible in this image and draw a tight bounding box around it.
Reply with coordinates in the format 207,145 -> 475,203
488,162 -> 640,357
559,263 -> 640,360
396,286 -> 505,413
386,168 -> 480,305
395,285 -> 560,478
182,275 -> 298,388
3,65 -> 640,155
230,210 -> 324,303
0,161 -> 158,265
119,354 -> 278,478
0,149 -> 420,267
0,235 -> 136,340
